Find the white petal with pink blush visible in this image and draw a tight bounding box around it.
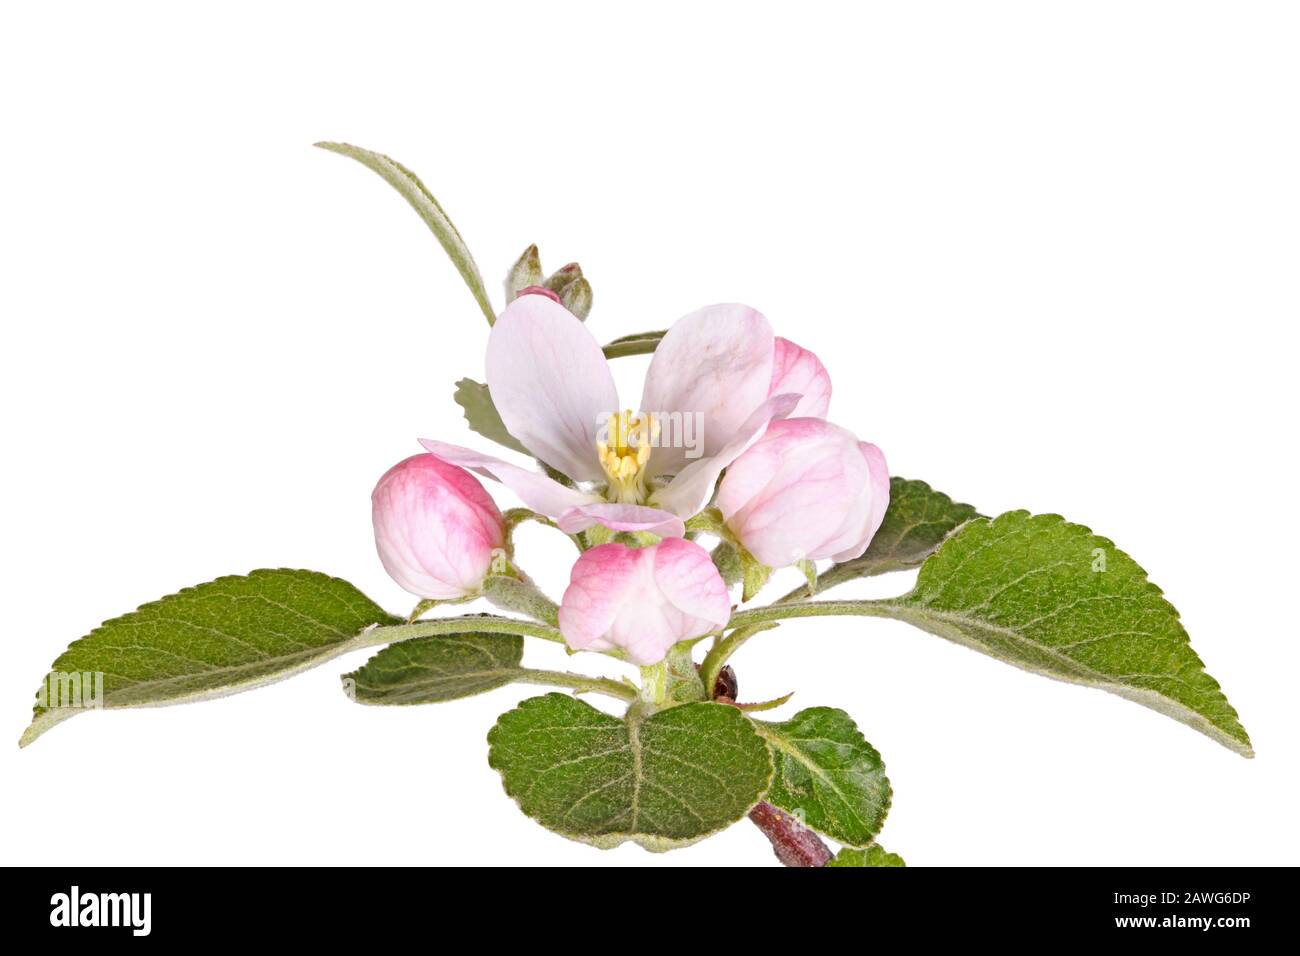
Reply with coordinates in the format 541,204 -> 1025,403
557,538 -> 732,665
418,297 -> 804,534
768,336 -> 832,419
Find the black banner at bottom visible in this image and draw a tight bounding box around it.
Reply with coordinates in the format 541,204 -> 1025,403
6,866 -> 1284,943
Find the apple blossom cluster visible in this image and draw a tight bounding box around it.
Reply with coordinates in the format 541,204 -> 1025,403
19,143 -> 1251,873
371,292 -> 890,665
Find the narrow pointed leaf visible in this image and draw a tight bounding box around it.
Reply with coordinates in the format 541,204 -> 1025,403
488,694 -> 773,850
603,330 -> 665,359
754,707 -> 891,847
22,570 -> 398,747
316,141 -> 496,325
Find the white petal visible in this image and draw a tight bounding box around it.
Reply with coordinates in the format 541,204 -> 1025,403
556,504 -> 686,538
418,440 -> 599,519
638,303 -> 775,476
486,295 -> 618,482
647,393 -> 799,518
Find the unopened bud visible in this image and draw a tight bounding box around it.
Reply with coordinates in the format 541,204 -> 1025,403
504,243 -> 543,302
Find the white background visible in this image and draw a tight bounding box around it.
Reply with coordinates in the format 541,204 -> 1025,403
2,2 -> 1296,867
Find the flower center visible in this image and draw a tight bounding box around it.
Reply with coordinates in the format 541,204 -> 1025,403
597,410 -> 658,504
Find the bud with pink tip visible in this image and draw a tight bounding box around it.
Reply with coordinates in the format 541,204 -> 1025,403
372,454 -> 507,599
557,538 -> 731,665
716,418 -> 889,568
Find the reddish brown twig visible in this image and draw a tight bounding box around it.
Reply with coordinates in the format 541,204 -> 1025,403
747,801 -> 833,867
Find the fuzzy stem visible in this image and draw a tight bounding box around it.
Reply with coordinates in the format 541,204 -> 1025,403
514,669 -> 637,702
728,599 -> 899,629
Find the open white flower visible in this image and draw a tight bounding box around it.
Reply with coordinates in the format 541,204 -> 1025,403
421,295 -> 800,536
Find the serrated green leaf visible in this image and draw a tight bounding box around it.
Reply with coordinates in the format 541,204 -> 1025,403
341,631 -> 635,705
797,478 -> 978,599
452,378 -> 531,456
22,570 -> 399,747
315,141 -> 496,325
345,632 -> 524,704
603,330 -> 665,359
487,694 -> 773,850
827,844 -> 906,867
754,707 -> 891,847
885,511 -> 1251,756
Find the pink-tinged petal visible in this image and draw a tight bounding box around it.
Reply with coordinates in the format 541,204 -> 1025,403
639,303 -> 775,476
556,503 -> 686,538
769,336 -> 831,419
830,442 -> 890,562
716,418 -> 890,568
419,439 -> 600,519
557,539 -> 730,665
372,454 -> 506,599
485,295 -> 617,482
650,537 -> 734,629
647,393 -> 800,518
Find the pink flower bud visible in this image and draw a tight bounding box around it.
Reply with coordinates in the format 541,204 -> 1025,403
768,336 -> 831,419
716,418 -> 889,568
557,538 -> 731,665
372,454 -> 506,599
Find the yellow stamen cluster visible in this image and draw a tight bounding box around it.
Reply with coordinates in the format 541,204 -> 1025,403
597,410 -> 659,504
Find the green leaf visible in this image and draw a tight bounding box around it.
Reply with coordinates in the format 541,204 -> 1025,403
345,632 -> 524,704
754,707 -> 891,847
315,141 -> 496,325
603,330 -> 665,359
342,632 -> 636,705
827,844 -> 906,867
452,378 -> 531,456
487,694 -> 773,850
802,477 -> 979,597
22,570 -> 399,747
884,511 -> 1252,756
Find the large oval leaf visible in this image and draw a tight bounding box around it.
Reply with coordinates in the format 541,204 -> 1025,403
22,569 -> 398,746
884,511 -> 1252,756
755,707 -> 891,847
487,694 -> 773,850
